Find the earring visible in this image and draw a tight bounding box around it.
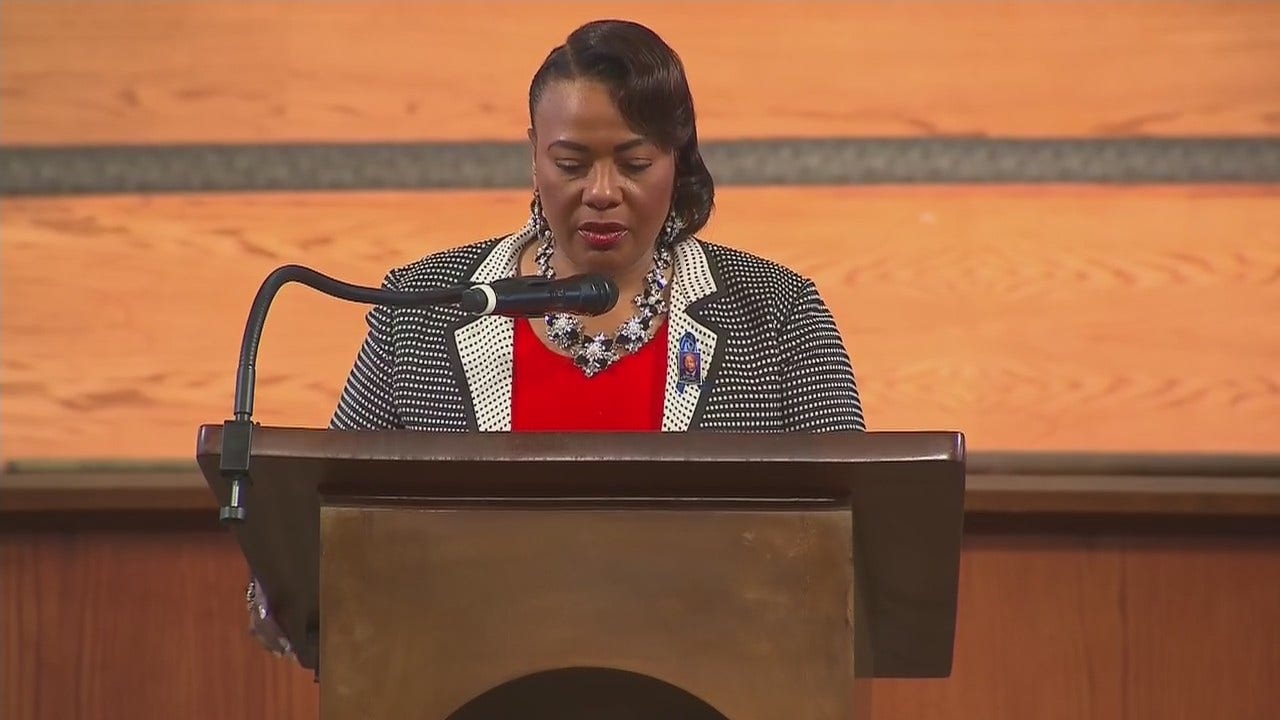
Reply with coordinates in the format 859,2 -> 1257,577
530,190 -> 553,243
659,209 -> 686,248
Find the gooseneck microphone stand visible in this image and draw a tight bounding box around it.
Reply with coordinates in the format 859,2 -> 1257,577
217,265 -> 473,524
216,264 -> 617,524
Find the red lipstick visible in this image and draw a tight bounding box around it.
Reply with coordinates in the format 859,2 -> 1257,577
577,221 -> 628,250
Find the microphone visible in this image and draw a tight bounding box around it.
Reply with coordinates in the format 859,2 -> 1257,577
216,264 -> 617,524
459,274 -> 618,318
217,263 -> 478,524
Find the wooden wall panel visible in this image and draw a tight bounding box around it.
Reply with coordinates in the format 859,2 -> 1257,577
1121,537 -> 1280,719
876,536 -> 1127,719
6,528 -> 1279,720
1,528 -> 319,720
3,186 -> 1278,461
871,534 -> 1280,720
4,1 -> 1278,145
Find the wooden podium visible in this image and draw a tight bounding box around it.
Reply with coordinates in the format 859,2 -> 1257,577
197,425 -> 965,720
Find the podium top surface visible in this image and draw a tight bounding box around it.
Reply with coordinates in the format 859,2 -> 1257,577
196,424 -> 963,498
197,424 -> 962,462
198,425 -> 966,680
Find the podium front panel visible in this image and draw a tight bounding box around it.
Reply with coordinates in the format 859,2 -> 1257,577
318,502 -> 866,720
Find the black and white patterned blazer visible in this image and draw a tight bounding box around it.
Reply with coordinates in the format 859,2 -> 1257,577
330,222 -> 866,433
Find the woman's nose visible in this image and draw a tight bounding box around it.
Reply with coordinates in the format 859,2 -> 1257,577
584,163 -> 622,209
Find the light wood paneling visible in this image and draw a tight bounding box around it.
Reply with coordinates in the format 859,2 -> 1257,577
718,185 -> 1280,453
2,186 -> 1278,460
3,1 -> 1278,145
6,528 -> 1279,720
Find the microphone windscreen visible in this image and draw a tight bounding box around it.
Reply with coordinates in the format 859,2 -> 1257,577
578,274 -> 620,315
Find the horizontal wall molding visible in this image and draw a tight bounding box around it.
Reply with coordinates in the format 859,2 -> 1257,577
3,137 -> 1279,195
4,451 -> 1279,518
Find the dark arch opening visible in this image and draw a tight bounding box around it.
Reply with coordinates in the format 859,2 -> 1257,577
444,666 -> 732,720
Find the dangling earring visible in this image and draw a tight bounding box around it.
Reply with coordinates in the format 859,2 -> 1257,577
659,208 -> 686,248
530,190 -> 553,244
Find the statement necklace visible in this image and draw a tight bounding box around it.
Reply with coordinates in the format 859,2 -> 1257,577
534,235 -> 671,378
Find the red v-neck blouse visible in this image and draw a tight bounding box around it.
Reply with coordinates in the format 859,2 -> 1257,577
510,318 -> 669,432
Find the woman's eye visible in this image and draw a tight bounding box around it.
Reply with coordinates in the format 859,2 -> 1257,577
553,159 -> 650,174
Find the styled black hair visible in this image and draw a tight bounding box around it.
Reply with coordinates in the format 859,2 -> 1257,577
529,19 -> 715,238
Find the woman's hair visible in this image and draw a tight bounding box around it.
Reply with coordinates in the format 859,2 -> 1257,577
529,19 -> 715,238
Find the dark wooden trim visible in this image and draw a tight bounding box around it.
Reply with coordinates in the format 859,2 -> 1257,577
966,473 -> 1280,516
5,451 -> 1280,521
968,451 -> 1280,478
0,468 -> 212,513
961,511 -> 1280,536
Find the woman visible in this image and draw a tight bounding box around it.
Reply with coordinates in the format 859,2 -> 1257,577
329,19 -> 864,435
248,18 -> 864,657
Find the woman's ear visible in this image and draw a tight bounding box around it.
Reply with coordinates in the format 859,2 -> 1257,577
527,127 -> 537,177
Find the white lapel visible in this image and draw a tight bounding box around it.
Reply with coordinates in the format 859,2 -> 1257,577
661,238 -> 722,432
452,224 -> 536,432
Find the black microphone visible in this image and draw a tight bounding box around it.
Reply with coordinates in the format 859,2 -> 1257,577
218,264 -> 474,524
459,274 -> 619,318
216,265 -> 618,524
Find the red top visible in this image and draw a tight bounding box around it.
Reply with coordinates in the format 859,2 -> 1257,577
511,318 -> 668,432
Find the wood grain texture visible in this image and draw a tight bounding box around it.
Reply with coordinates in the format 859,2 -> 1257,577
871,533 -> 1280,720
1121,537 -> 1280,720
6,527 -> 1279,720
0,529 -> 319,720
3,186 -> 1278,461
876,535 -> 1127,719
321,506 -> 859,719
3,1 -> 1279,144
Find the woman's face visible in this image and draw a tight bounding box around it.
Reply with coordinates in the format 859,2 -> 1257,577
530,79 -> 677,281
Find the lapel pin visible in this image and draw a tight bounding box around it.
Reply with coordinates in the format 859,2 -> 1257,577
677,331 -> 703,394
